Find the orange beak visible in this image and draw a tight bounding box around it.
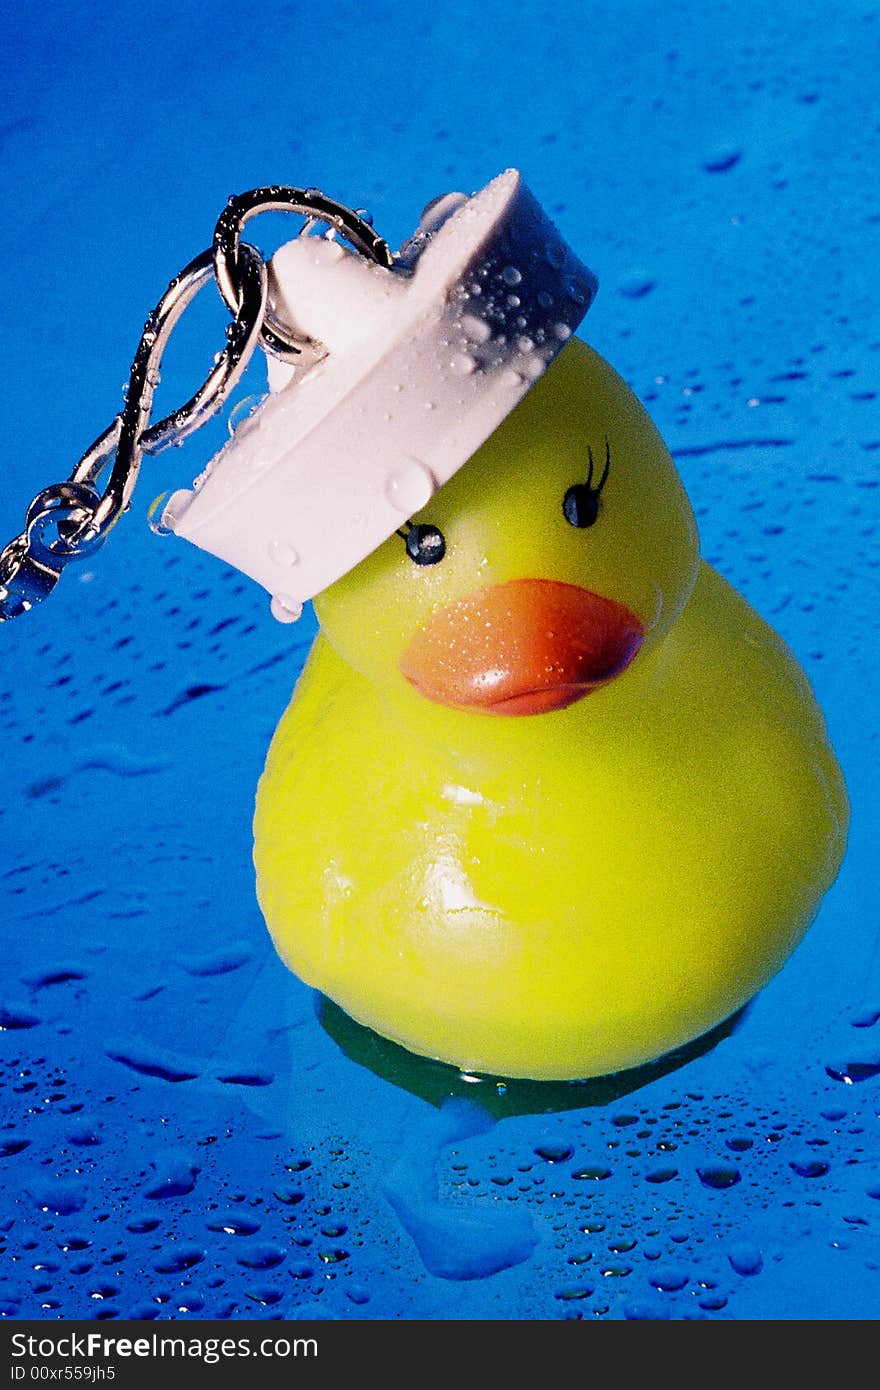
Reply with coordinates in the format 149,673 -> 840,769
400,578 -> 644,716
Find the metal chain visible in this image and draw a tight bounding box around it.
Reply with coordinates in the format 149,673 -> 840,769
0,187 -> 392,623
213,186 -> 393,361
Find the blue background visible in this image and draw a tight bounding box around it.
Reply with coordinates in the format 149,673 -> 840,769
1,0 -> 877,1320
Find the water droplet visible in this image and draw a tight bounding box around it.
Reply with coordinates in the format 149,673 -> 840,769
144,1151 -> 199,1200
245,1286 -> 283,1306
789,1157 -> 829,1178
649,1266 -> 688,1292
147,493 -> 173,537
32,1182 -> 86,1216
274,1186 -> 305,1206
206,1214 -> 261,1236
237,1243 -> 286,1270
154,1247 -> 204,1274
846,1003 -> 880,1030
88,1284 -> 119,1301
572,1166 -> 612,1181
619,275 -> 656,300
58,1234 -> 92,1251
0,1003 -> 41,1030
545,242 -> 565,270
0,1137 -> 30,1158
22,964 -> 87,990
384,459 -> 435,513
227,394 -> 266,437
645,1166 -> 678,1184
501,266 -> 522,286
126,1216 -> 160,1234
270,595 -> 303,625
215,1069 -> 274,1087
268,538 -> 300,567
826,1054 -> 880,1083
534,1143 -> 573,1163
696,1163 -> 741,1190
419,191 -> 468,233
67,1121 -> 101,1147
106,1043 -> 198,1084
703,146 -> 742,174
150,489 -> 190,537
318,1247 -> 349,1264
728,1243 -> 763,1276
177,943 -> 251,978
554,1285 -> 593,1301
460,313 -> 491,345
449,352 -> 477,377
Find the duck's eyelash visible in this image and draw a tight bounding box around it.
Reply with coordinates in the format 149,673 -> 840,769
586,437 -> 611,493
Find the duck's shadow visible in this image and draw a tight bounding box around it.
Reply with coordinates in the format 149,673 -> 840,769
317,996 -> 748,1119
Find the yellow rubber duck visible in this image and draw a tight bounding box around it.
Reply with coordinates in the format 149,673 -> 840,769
254,338 -> 848,1080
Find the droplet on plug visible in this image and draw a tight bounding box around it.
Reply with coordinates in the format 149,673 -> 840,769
150,490 -> 190,536
384,460 -> 435,513
270,594 -> 303,624
449,352 -> 477,377
419,192 -> 468,233
460,313 -> 491,345
268,539 -> 300,567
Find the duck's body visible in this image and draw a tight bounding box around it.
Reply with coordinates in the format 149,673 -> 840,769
254,340 -> 848,1080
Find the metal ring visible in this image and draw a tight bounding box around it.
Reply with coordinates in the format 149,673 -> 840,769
26,481 -> 103,560
212,186 -> 394,359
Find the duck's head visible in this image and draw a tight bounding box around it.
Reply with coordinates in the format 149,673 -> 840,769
314,338 -> 699,723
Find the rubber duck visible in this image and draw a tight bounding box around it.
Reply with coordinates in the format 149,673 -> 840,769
167,173 -> 848,1080
252,336 -> 847,1079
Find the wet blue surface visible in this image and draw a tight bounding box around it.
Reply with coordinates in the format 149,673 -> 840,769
1,0 -> 878,1320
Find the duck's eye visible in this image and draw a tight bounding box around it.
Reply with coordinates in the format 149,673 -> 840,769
562,485 -> 600,528
402,523 -> 446,566
562,438 -> 611,530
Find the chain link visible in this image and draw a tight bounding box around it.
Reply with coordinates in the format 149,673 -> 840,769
0,187 -> 392,622
212,186 -> 393,361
